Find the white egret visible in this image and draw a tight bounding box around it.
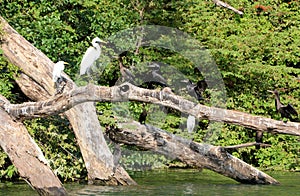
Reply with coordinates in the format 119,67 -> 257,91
52,61 -> 69,94
187,115 -> 196,133
52,61 -> 68,82
80,37 -> 107,76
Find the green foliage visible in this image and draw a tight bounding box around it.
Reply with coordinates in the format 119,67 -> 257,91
0,0 -> 299,181
4,165 -> 17,179
0,54 -> 20,101
24,116 -> 86,182
255,134 -> 300,170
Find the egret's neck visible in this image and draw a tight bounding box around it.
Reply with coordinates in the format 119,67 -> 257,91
94,44 -> 101,51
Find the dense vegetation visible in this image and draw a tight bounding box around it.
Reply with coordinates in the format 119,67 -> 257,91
0,0 -> 299,181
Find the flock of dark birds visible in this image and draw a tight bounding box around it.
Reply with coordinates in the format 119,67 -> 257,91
115,52 -> 299,148
116,53 -> 207,133
58,38 -> 298,148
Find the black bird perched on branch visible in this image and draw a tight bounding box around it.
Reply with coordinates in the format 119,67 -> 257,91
255,131 -> 263,150
268,90 -> 298,121
146,62 -> 167,87
183,79 -> 207,101
138,103 -> 147,124
118,55 -> 134,83
152,69 -> 167,86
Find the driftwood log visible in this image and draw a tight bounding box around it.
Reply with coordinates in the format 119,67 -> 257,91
0,84 -> 282,185
1,79 -> 298,185
107,121 -> 279,184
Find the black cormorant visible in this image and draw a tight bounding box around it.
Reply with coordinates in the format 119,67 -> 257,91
184,79 -> 207,101
146,62 -> 167,87
138,103 -> 147,124
118,56 -> 134,83
268,90 -> 298,120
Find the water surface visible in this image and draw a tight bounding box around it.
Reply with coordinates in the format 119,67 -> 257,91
1,169 -> 299,195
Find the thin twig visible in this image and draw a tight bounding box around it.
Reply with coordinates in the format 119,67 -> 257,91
224,142 -> 271,149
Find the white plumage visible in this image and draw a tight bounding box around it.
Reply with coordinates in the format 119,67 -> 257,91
187,115 -> 196,133
80,37 -> 106,75
52,61 -> 67,82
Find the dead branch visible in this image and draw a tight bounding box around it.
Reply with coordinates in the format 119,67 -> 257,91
223,142 -> 271,149
107,121 -> 279,184
0,95 -> 67,195
1,83 -> 299,137
213,0 -> 244,15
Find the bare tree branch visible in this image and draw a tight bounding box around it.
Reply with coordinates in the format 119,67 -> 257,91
1,83 -> 300,136
0,95 -> 67,195
107,121 -> 279,184
213,0 -> 244,15
224,142 -> 271,149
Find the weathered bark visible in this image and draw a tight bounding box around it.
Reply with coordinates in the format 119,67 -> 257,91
0,95 -> 66,195
0,16 -> 135,186
107,121 -> 279,185
3,83 -> 300,136
16,76 -> 136,186
64,105 -> 135,185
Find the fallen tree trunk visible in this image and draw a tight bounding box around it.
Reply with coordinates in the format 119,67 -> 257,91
0,95 -> 67,195
3,83 -> 299,136
0,80 -> 288,184
107,120 -> 279,185
0,83 -> 282,185
0,16 -> 135,186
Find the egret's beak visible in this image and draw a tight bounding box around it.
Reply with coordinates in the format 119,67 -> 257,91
63,62 -> 69,65
96,40 -> 107,45
267,90 -> 274,93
